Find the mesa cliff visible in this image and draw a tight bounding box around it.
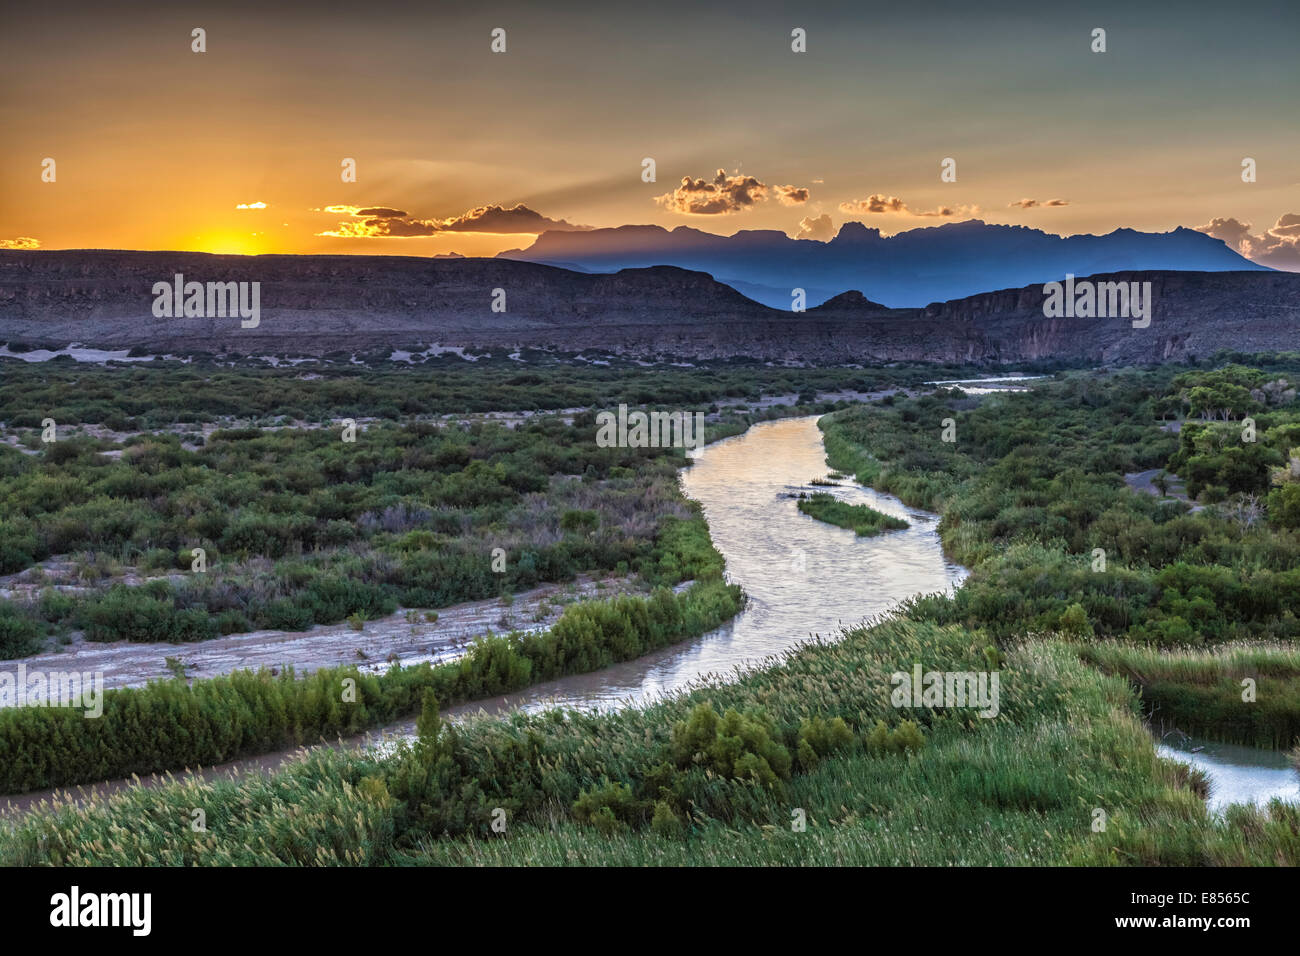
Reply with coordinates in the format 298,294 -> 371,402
1,251 -> 1296,365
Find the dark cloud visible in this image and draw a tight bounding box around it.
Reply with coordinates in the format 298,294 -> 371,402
1009,198 -> 1070,209
317,202 -> 589,238
437,203 -> 588,233
776,184 -> 811,205
656,170 -> 768,214
840,194 -> 907,214
342,218 -> 439,237
1197,216 -> 1253,247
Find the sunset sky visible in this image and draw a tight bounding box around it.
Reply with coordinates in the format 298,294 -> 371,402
2,0 -> 1297,267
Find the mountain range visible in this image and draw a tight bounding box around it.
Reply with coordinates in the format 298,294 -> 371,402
497,220 -> 1268,308
1,250 -> 1296,366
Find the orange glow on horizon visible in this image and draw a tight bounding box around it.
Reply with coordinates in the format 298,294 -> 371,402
180,233 -> 267,256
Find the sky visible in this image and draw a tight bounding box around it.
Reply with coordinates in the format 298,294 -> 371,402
2,0 -> 1297,267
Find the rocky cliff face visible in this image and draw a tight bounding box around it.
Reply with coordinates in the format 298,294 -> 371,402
1,251 -> 1296,365
924,271 -> 1300,364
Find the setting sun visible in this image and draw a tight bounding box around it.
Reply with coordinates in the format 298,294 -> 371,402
188,233 -> 263,256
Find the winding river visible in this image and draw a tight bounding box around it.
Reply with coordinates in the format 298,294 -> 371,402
446,415 -> 967,717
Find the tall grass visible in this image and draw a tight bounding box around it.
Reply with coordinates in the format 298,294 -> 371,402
1080,642 -> 1300,749
6,618 -> 1295,866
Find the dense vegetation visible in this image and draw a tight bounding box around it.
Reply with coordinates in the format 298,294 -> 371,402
0,410 -> 735,657
796,493 -> 909,536
0,357 -> 962,659
1079,643 -> 1300,750
5,356 -> 1300,865
0,355 -> 978,431
824,365 -> 1300,652
0,359 -> 776,788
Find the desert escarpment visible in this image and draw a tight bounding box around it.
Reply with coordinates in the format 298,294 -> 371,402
0,251 -> 1296,365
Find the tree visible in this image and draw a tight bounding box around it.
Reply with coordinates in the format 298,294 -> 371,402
1266,483 -> 1300,530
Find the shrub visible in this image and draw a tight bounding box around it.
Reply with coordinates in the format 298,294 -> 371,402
1058,603 -> 1094,639
864,719 -> 926,756
796,715 -> 854,770
0,606 -> 43,658
560,509 -> 599,534
572,780 -> 639,834
76,586 -> 217,643
650,800 -> 686,839
0,524 -> 38,574
669,704 -> 792,787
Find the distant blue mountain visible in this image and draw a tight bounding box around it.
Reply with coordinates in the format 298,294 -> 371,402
498,219 -> 1269,308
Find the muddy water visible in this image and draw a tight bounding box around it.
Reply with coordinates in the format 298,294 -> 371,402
444,416 -> 967,716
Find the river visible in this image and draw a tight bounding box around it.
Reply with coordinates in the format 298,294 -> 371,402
445,415 -> 967,716
1158,737 -> 1300,815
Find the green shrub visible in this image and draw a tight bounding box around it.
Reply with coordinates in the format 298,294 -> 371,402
76,586 -> 217,643
797,492 -> 909,536
1058,603 -> 1094,639
796,715 -> 854,770
0,524 -> 38,575
559,509 -> 599,533
0,606 -> 43,658
573,780 -> 639,834
864,718 -> 927,756
669,704 -> 792,787
650,800 -> 686,839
